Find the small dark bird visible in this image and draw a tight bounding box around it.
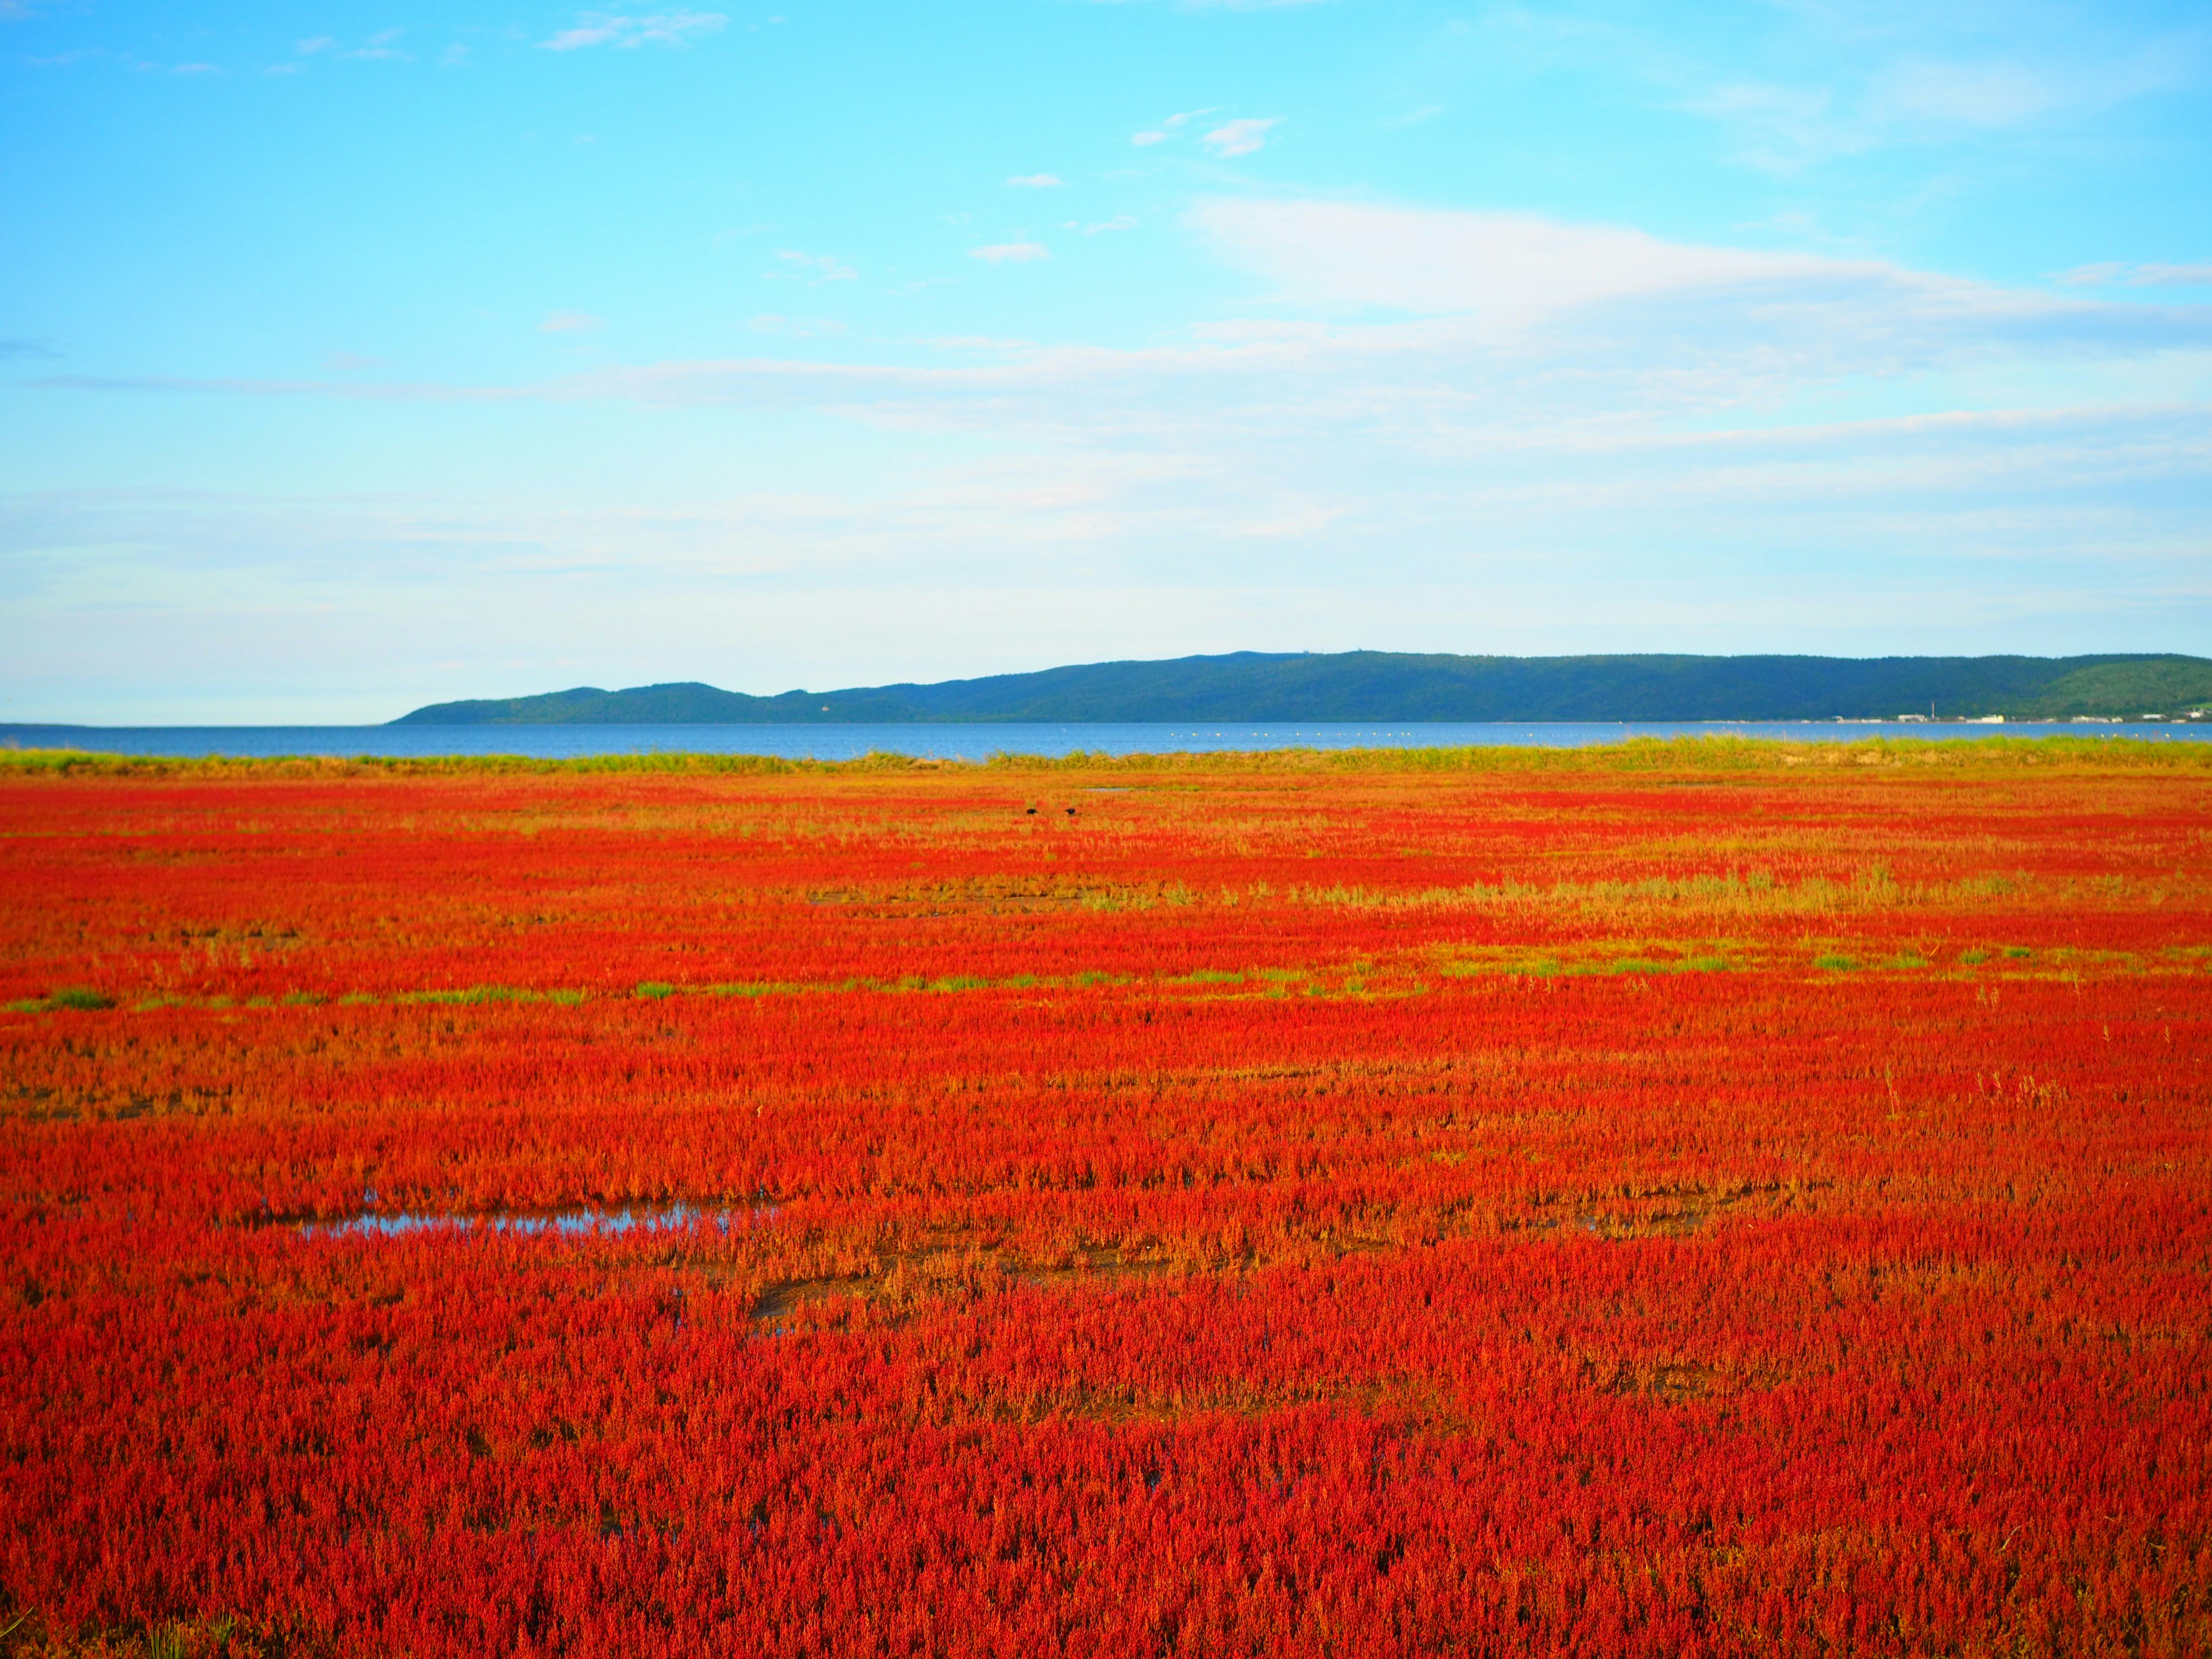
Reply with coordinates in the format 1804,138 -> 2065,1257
1025,806 -> 1036,815
1066,806 -> 1076,816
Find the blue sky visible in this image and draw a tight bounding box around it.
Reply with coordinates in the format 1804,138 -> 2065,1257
3,0 -> 2208,721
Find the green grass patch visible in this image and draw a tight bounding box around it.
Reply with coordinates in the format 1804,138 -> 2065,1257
1815,955 -> 1858,972
2004,946 -> 2033,960
633,982 -> 677,1001
398,986 -> 558,1006
388,986 -> 586,1007
7,986 -> 115,1013
1440,944 -> 1736,979
12,733 -> 2211,781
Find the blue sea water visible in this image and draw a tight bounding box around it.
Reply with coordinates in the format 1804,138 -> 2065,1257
2,720 -> 2206,760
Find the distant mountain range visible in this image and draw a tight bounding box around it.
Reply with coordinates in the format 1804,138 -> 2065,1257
391,652 -> 2212,726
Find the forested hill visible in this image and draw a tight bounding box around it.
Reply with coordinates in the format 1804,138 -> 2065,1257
391,652 -> 2212,725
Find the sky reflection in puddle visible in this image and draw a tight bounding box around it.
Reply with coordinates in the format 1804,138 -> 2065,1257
303,1202 -> 762,1240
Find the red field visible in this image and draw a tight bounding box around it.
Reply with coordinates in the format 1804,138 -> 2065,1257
2,743 -> 2208,1657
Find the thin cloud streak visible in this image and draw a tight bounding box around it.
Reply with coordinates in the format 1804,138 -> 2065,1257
36,206 -> 2212,438
540,11 -> 726,51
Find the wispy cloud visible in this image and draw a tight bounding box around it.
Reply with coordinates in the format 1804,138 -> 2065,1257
540,10 -> 726,51
1469,7 -> 2203,174
2059,262 -> 2212,288
1192,198 -> 1838,321
1868,59 -> 2052,128
30,208 -> 2212,634
289,31 -> 411,65
1007,173 -> 1063,188
346,28 -> 410,62
771,249 -> 857,283
1131,108 -> 1217,146
1203,118 -> 1279,158
0,338 -> 58,361
47,213 -> 2212,430
539,311 -> 604,334
969,242 -> 1051,264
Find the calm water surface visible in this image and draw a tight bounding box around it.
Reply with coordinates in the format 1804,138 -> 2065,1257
7,721 -> 2205,760
304,1202 -> 756,1239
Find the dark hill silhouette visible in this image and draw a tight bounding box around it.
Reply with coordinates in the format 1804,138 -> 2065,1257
391,651 -> 2212,725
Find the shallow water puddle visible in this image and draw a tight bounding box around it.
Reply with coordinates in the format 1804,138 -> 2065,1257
303,1202 -> 762,1240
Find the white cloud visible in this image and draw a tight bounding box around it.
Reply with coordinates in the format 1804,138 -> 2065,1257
1133,108 -> 1217,146
1687,43 -> 2199,171
1479,7 -> 2203,174
29,204 -> 2212,688
1007,173 -> 1063,188
1869,59 -> 2052,128
1192,198 -> 1838,321
1203,118 -> 1279,158
290,31 -> 411,65
2061,262 -> 2212,289
771,249 -> 857,283
539,311 -> 604,334
969,242 -> 1051,264
540,10 -> 725,51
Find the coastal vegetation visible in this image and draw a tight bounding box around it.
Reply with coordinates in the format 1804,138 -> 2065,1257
1,748 -> 2206,1654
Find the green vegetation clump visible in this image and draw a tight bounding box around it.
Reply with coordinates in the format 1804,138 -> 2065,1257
5,733 -> 2212,781
6,986 -> 114,1012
